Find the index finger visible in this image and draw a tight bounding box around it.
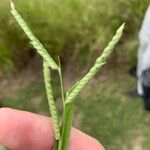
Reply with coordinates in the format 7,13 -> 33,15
0,108 -> 104,150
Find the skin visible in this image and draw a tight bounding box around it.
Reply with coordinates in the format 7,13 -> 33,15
0,108 -> 104,150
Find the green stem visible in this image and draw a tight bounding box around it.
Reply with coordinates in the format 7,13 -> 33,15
58,103 -> 73,150
58,57 -> 65,108
57,57 -> 74,150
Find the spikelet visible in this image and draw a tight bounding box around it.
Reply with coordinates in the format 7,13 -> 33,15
10,1 -> 58,70
43,61 -> 60,140
66,24 -> 125,103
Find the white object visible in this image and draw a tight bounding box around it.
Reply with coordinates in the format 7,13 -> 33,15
137,5 -> 150,95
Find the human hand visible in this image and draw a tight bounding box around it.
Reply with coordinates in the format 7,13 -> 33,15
0,108 -> 104,150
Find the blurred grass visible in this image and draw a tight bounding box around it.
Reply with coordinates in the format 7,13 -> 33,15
0,0 -> 149,72
77,72 -> 150,150
1,69 -> 150,150
0,0 -> 150,149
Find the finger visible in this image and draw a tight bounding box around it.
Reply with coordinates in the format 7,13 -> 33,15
0,108 -> 104,150
70,129 -> 104,150
0,108 -> 54,150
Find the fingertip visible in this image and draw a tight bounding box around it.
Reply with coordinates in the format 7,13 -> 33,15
92,139 -> 105,150
70,128 -> 105,150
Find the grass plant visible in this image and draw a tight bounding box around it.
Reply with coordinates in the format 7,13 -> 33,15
2,1 -> 125,150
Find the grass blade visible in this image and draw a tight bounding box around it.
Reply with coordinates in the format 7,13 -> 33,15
58,103 -> 73,150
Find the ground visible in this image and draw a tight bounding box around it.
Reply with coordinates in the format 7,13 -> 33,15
0,56 -> 149,150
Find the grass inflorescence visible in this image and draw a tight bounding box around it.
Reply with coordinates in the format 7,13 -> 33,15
8,1 -> 125,150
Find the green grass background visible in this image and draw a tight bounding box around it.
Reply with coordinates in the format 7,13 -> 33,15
0,69 -> 150,150
0,0 -> 149,72
0,0 -> 150,149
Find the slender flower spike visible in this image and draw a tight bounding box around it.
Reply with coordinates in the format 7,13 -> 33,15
10,1 -> 58,70
66,23 -> 125,104
10,2 -> 125,149
43,61 -> 60,140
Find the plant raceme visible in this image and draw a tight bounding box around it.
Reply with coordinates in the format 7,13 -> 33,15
9,1 -> 125,150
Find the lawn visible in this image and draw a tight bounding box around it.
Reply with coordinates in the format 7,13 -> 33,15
0,66 -> 149,150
